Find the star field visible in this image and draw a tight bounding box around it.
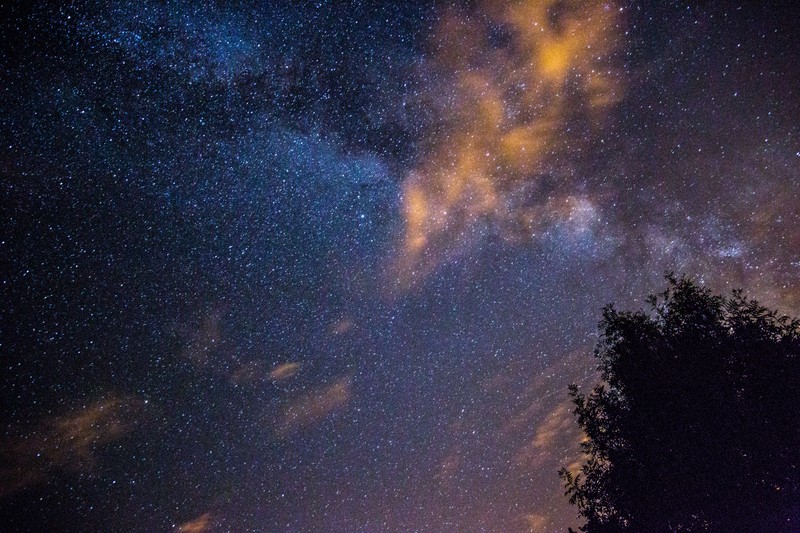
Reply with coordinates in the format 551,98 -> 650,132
2,1 -> 800,531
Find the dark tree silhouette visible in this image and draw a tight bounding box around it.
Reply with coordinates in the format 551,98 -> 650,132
561,275 -> 800,532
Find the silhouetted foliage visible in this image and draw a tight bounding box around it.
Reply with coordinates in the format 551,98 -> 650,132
561,275 -> 800,532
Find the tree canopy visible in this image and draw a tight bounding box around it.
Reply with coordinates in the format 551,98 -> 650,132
561,275 -> 800,532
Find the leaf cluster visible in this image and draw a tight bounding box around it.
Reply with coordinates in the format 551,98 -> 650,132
561,275 -> 800,532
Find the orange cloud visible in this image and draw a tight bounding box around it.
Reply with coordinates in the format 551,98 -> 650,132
394,0 -> 625,287
275,376 -> 352,437
176,512 -> 213,533
269,362 -> 301,382
0,395 -> 144,497
180,307 -> 302,388
329,317 -> 355,336
514,402 -> 577,468
523,512 -> 550,533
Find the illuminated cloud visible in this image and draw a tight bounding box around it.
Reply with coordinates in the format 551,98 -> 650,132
435,453 -> 462,488
329,317 -> 355,335
176,512 -> 213,533
514,402 -> 578,468
275,376 -> 352,438
523,512 -> 549,533
269,362 -> 301,382
229,361 -> 302,386
222,359 -> 267,386
180,306 -> 226,369
0,395 -> 144,497
531,403 -> 572,450
395,0 -> 625,286
180,307 -> 302,387
425,349 -> 594,530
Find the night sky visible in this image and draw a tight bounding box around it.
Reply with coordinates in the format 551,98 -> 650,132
2,1 -> 799,531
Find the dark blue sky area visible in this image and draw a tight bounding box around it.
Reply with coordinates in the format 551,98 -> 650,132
2,1 -> 799,531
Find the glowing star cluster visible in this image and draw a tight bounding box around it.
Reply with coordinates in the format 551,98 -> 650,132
397,0 -> 624,285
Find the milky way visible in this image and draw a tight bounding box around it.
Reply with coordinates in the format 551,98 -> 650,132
2,1 -> 800,531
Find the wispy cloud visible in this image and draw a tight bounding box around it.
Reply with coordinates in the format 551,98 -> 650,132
1,395 -> 144,497
275,376 -> 352,438
269,362 -> 301,382
394,0 -> 625,288
176,512 -> 213,533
